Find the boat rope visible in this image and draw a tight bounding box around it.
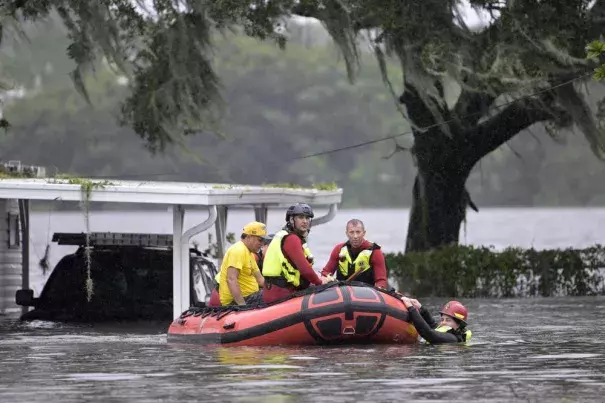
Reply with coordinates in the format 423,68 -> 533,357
178,281 -> 400,319
38,197 -> 60,275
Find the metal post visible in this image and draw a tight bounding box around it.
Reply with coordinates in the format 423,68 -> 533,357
181,206 -> 217,305
253,205 -> 268,225
18,200 -> 29,316
172,205 -> 184,319
214,206 -> 228,269
312,203 -> 339,226
0,199 -> 21,315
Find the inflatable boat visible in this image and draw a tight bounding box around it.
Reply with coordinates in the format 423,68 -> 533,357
167,282 -> 419,346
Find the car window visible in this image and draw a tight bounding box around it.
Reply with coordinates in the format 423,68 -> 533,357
191,255 -> 219,303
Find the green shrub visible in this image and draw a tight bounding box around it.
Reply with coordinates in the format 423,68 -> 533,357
386,244 -> 605,298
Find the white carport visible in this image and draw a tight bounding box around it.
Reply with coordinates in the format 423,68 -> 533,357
0,178 -> 342,318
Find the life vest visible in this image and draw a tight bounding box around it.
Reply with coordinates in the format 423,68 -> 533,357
424,325 -> 472,344
336,242 -> 380,285
262,230 -> 313,288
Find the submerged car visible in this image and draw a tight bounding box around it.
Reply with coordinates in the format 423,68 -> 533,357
15,232 -> 218,322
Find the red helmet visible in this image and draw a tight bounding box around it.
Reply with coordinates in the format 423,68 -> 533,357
439,300 -> 468,325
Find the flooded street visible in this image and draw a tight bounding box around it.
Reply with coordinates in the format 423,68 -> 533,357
2,296 -> 604,402
1,208 -> 604,401
4,0 -> 605,399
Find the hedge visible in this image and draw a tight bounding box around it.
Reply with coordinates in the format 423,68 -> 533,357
385,245 -> 605,298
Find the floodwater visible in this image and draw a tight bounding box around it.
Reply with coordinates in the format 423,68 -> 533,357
1,296 -> 604,402
1,207 -> 605,401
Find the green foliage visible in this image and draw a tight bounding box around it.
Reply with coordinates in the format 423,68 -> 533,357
387,245 -> 605,298
0,1 -> 308,151
5,1 -> 600,152
0,20 -> 410,207
587,40 -> 605,81
121,10 -> 224,152
2,4 -> 605,225
0,170 -> 35,178
2,20 -> 605,208
49,174 -> 114,201
312,182 -> 339,191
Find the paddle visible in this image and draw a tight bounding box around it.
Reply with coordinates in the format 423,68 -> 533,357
345,269 -> 364,282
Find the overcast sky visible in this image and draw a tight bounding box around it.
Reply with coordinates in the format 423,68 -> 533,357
458,0 -> 494,28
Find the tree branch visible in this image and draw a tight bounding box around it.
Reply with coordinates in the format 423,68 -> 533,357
465,98 -> 568,161
399,83 -> 448,129
453,88 -> 497,127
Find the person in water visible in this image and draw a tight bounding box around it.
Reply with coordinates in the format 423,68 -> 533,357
320,218 -> 388,288
208,234 -> 274,307
262,203 -> 329,303
401,297 -> 472,344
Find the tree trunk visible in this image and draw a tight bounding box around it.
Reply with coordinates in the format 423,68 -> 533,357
401,83 -> 477,252
401,82 -> 568,252
404,119 -> 475,252
405,164 -> 471,252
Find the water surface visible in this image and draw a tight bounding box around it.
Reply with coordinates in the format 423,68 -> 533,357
2,207 -> 604,401
2,296 -> 604,402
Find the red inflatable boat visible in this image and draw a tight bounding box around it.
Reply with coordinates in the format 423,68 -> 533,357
167,282 -> 419,346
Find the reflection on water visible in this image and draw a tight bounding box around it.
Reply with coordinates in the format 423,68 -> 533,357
2,297 -> 605,402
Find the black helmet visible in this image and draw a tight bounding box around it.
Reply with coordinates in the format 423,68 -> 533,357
285,203 -> 314,222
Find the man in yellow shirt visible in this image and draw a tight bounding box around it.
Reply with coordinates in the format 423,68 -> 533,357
219,221 -> 267,306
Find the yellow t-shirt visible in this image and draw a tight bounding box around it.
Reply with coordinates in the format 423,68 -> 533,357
219,241 -> 260,305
